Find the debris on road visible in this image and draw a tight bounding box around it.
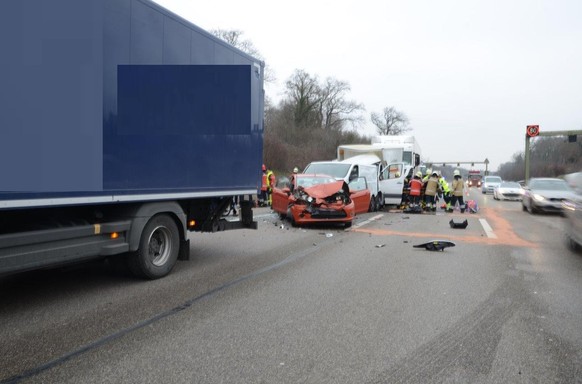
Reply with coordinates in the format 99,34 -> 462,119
375,244 -> 386,248
413,240 -> 456,251
449,219 -> 468,229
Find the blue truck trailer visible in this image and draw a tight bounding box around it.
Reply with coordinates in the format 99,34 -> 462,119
0,0 -> 264,279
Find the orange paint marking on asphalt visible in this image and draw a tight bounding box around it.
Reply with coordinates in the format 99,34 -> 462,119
351,209 -> 537,248
480,208 -> 536,248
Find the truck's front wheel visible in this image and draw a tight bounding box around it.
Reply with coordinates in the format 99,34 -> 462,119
128,214 -> 180,279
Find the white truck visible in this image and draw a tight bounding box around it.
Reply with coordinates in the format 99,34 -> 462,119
336,135 -> 425,207
337,135 -> 422,167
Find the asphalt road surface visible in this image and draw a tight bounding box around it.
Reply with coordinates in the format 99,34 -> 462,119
1,189 -> 581,383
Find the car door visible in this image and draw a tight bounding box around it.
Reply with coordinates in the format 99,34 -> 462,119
271,178 -> 291,214
348,177 -> 371,214
378,162 -> 407,205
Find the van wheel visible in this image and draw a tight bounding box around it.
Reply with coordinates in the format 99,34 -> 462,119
128,214 -> 180,279
377,194 -> 384,210
369,196 -> 377,212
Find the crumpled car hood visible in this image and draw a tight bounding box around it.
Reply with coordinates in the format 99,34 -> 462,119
302,180 -> 349,198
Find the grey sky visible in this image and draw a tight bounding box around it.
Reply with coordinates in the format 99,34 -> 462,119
154,0 -> 582,171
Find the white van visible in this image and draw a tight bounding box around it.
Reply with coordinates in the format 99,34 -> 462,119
303,155 -> 382,211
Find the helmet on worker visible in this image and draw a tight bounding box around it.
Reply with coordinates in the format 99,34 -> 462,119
293,167 -> 299,173
453,169 -> 460,176
416,171 -> 422,178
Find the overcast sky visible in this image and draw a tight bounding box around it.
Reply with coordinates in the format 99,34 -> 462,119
154,0 -> 582,171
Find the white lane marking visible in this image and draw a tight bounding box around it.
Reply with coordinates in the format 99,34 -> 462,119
479,218 -> 497,238
350,214 -> 384,230
255,212 -> 277,219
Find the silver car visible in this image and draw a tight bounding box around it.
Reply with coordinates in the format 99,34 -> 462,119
493,181 -> 523,201
563,172 -> 582,252
522,178 -> 575,214
481,176 -> 502,194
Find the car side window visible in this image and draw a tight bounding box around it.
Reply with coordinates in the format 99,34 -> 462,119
349,177 -> 367,192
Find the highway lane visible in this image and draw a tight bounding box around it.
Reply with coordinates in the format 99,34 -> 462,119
1,189 -> 581,383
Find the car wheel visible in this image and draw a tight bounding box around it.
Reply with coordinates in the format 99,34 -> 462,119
287,207 -> 297,227
566,236 -> 581,253
527,201 -> 537,214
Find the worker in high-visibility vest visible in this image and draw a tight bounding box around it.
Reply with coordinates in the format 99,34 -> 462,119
438,172 -> 452,211
408,172 -> 423,207
423,171 -> 441,212
266,168 -> 276,206
449,169 -> 465,213
259,164 -> 268,207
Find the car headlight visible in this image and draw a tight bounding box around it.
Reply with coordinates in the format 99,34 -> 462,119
562,200 -> 576,211
307,196 -> 313,203
533,194 -> 545,202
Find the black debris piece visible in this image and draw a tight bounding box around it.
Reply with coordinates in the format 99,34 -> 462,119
449,219 -> 468,229
413,240 -> 456,251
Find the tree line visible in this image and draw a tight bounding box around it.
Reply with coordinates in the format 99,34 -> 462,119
214,30 -> 581,179
211,30 -> 412,174
497,137 -> 582,181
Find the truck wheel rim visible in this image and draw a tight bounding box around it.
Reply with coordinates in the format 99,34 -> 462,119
148,226 -> 172,267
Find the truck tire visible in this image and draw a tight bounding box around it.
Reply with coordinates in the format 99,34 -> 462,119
128,214 -> 180,279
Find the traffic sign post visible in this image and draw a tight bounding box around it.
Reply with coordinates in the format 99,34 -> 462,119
524,126 -> 582,183
526,125 -> 539,137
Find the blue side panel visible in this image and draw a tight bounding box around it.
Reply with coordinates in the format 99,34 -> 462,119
0,0 -> 103,193
0,0 -> 264,203
106,65 -> 255,190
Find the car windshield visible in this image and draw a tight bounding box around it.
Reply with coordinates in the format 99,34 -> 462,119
500,182 -> 521,188
485,177 -> 502,183
529,179 -> 570,191
296,176 -> 337,188
303,163 -> 351,179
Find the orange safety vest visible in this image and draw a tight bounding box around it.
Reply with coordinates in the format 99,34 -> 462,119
261,173 -> 268,191
409,178 -> 422,196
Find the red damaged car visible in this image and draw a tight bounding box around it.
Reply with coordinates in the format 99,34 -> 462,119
271,174 -> 371,228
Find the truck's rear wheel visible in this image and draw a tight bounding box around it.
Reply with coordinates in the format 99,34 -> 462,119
128,214 -> 180,279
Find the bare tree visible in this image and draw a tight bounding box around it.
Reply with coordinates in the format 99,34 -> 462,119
370,107 -> 410,135
285,69 -> 321,129
318,78 -> 365,131
210,29 -> 276,83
